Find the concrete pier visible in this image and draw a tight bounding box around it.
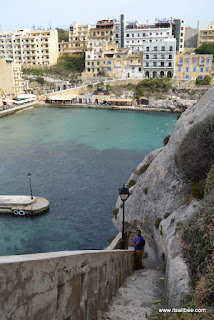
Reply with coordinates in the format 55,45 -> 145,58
0,195 -> 49,215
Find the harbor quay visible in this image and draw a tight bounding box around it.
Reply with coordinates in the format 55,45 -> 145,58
0,195 -> 49,216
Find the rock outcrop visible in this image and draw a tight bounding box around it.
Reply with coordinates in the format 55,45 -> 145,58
113,88 -> 214,307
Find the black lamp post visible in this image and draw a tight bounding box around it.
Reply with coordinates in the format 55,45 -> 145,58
119,185 -> 130,249
27,173 -> 33,200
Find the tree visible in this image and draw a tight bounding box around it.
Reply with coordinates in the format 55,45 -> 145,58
196,75 -> 212,86
195,43 -> 214,56
56,28 -> 69,42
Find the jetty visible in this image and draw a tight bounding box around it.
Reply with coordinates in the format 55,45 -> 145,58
0,195 -> 49,216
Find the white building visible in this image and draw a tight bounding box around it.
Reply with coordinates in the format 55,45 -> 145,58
0,29 -> 59,67
124,24 -> 173,53
142,39 -> 176,78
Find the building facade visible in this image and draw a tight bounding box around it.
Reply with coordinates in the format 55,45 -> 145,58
82,43 -> 142,80
174,54 -> 212,79
67,22 -> 91,53
142,39 -> 176,78
172,19 -> 185,53
88,19 -> 115,42
0,29 -> 59,67
0,59 -> 24,100
198,23 -> 214,47
184,27 -> 198,48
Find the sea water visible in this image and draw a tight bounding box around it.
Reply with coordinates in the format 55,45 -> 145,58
0,107 -> 178,255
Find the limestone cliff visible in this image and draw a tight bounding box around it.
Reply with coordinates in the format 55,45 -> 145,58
113,88 -> 214,307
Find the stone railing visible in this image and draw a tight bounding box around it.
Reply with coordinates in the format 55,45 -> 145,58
0,249 -> 134,320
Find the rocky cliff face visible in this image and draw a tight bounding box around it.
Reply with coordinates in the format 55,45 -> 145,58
113,88 -> 214,307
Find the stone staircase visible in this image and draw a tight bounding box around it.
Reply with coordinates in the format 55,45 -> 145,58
99,258 -> 163,320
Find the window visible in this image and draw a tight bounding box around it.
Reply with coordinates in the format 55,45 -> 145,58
153,62 -> 157,67
107,61 -> 111,65
153,46 -> 157,51
97,61 -> 100,65
186,59 -> 189,63
87,62 -> 90,65
146,47 -> 149,52
206,67 -> 209,72
146,62 -> 149,67
132,34 -> 134,37
169,46 -> 173,51
178,67 -> 181,72
193,67 -> 196,72
107,68 -> 111,72
169,55 -> 172,59
88,68 -> 90,72
186,68 -> 189,72
146,55 -> 149,59
97,68 -> 100,71
186,74 -> 189,79
194,58 -> 197,63
92,62 -> 94,66
200,68 -> 203,72
161,46 -> 165,51
126,34 -> 129,37
161,62 -> 164,66
207,58 -> 210,63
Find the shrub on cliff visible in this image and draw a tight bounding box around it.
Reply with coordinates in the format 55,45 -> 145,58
175,114 -> 214,182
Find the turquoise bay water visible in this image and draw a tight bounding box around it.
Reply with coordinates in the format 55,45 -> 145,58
0,107 -> 178,255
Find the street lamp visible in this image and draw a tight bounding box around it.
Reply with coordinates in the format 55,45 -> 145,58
27,173 -> 33,200
119,185 -> 130,249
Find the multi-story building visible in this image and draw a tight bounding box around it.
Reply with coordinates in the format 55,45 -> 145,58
124,22 -> 173,53
0,59 -> 24,101
184,27 -> 198,49
0,29 -> 59,67
172,19 -> 185,53
174,54 -> 212,79
198,23 -> 214,47
67,22 -> 91,53
142,39 -> 176,78
82,42 -> 142,80
89,19 -> 115,42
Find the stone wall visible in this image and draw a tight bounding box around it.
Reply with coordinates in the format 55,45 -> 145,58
0,249 -> 134,320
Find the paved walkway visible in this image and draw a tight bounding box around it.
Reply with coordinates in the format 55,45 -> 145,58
99,259 -> 163,320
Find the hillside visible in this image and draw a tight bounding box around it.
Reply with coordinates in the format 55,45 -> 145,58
113,88 -> 214,316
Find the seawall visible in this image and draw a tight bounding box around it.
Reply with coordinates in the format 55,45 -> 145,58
0,249 -> 134,320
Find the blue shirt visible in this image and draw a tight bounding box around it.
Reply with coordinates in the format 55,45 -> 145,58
134,236 -> 145,250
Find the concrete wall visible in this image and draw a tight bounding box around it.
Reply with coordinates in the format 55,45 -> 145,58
0,249 -> 134,320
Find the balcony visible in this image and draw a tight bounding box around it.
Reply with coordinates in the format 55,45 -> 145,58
177,62 -> 183,65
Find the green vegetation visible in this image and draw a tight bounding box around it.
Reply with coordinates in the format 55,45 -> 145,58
36,76 -> 45,85
195,43 -> 214,56
163,135 -> 170,146
136,77 -> 172,99
183,186 -> 214,307
125,83 -> 136,90
175,114 -> 214,182
164,212 -> 170,219
191,180 -> 205,199
196,75 -> 212,86
138,163 -> 150,175
161,252 -> 167,273
155,218 -> 162,229
56,28 -> 69,42
112,208 -> 119,216
23,54 -> 85,80
143,187 -> 148,195
107,235 -> 116,245
126,179 -> 136,188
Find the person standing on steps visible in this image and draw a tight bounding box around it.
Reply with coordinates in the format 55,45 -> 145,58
133,230 -> 145,270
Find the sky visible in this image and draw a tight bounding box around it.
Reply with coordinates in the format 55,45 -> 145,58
0,0 -> 214,32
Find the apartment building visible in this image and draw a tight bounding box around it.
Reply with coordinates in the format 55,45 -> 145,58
174,54 -> 212,79
89,19 -> 115,42
124,23 -> 173,53
172,19 -> 185,53
142,39 -> 176,78
66,22 -> 91,53
82,42 -> 142,80
0,29 -> 59,67
198,23 -> 214,47
0,59 -> 24,101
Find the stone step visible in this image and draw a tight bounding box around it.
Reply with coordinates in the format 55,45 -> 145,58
99,268 -> 163,320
